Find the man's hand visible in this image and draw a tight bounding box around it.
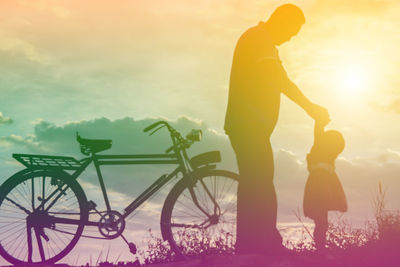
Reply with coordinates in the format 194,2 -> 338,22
280,80 -> 330,125
307,103 -> 330,125
277,75 -> 330,125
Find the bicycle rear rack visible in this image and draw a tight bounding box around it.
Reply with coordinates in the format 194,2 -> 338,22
13,153 -> 83,170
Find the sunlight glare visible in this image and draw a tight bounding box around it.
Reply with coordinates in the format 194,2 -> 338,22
337,65 -> 368,95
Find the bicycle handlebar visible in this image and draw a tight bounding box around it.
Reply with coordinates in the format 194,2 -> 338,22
144,120 -> 201,154
165,145 -> 175,154
143,121 -> 167,133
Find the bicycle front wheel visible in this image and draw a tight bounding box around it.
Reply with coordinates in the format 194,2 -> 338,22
0,169 -> 88,264
161,169 -> 238,259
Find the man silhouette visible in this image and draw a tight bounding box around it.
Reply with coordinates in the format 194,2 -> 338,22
225,4 -> 330,255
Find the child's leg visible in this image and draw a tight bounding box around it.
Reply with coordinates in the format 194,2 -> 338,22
313,210 -> 328,250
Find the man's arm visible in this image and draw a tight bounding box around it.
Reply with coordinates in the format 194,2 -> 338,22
255,57 -> 330,122
281,78 -> 313,112
281,79 -> 330,123
263,58 -> 330,123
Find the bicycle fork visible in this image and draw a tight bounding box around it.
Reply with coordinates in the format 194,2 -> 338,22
187,175 -> 221,228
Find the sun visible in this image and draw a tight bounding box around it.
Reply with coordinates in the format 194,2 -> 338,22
343,69 -> 363,90
338,65 -> 366,94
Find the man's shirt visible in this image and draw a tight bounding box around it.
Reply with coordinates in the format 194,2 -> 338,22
224,22 -> 289,136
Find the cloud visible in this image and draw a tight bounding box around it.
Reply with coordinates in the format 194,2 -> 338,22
0,134 -> 39,149
29,116 -> 228,155
3,116 -> 400,221
0,116 -> 235,194
308,0 -> 396,17
0,33 -> 50,64
0,112 -> 13,125
2,116 -> 400,226
385,98 -> 400,114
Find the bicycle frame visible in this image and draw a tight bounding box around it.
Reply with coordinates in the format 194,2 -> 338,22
26,125 -> 219,229
51,146 -> 195,227
92,153 -> 181,217
29,151 -> 219,234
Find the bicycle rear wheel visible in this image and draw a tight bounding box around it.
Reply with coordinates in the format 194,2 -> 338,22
0,169 -> 88,264
161,169 -> 238,259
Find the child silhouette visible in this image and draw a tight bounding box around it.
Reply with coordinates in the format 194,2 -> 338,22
303,120 -> 347,251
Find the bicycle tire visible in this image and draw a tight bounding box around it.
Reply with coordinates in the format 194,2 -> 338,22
161,169 -> 238,259
0,169 -> 88,264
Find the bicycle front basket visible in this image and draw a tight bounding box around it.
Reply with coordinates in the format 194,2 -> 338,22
13,153 -> 83,170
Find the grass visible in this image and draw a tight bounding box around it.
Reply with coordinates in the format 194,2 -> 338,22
84,183 -> 400,266
286,182 -> 400,266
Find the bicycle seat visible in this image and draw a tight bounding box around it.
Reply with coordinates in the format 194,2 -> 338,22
77,133 -> 112,155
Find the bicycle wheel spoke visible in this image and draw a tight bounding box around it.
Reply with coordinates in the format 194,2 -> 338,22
12,230 -> 26,258
6,193 -> 31,215
163,171 -> 238,258
13,186 -> 31,210
53,230 -> 68,247
1,224 -> 26,242
0,171 -> 86,264
197,183 -> 211,214
48,231 -> 63,252
0,219 -> 25,231
0,213 -> 26,220
42,186 -> 65,211
20,182 -> 31,202
180,190 -> 212,218
175,198 -> 207,219
0,207 -> 26,215
48,241 -> 57,259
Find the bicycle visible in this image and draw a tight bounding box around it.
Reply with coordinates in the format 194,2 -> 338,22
0,120 -> 238,264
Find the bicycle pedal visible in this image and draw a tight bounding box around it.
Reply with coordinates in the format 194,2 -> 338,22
128,242 -> 137,255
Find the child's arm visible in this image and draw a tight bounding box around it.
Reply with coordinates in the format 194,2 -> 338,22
314,119 -> 327,145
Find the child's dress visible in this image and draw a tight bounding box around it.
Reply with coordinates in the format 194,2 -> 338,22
303,151 -> 347,219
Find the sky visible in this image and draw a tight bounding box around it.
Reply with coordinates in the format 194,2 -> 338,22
1,0 -> 400,264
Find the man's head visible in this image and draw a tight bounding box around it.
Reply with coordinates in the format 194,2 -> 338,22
265,4 -> 305,45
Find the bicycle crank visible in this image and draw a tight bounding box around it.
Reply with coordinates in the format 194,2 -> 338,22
98,210 -> 125,239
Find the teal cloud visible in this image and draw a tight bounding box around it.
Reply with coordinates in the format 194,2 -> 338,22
0,116 -> 236,198
0,112 -> 13,125
2,115 -> 400,227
